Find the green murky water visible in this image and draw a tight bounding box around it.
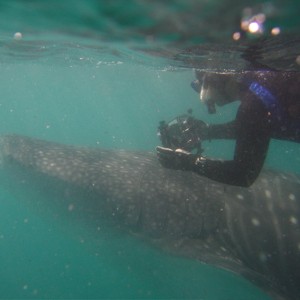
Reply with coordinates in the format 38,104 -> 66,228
0,1 -> 299,299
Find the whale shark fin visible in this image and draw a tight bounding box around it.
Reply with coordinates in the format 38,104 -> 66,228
151,236 -> 284,300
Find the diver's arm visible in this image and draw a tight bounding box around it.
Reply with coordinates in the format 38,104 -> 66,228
192,100 -> 271,186
192,142 -> 269,187
192,119 -> 237,140
156,98 -> 271,186
205,120 -> 237,140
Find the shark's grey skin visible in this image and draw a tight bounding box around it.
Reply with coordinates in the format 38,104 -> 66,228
1,134 -> 300,300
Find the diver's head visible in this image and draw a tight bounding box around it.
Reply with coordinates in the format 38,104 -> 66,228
191,71 -> 238,114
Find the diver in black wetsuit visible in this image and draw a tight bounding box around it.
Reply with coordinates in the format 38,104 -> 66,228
156,70 -> 300,187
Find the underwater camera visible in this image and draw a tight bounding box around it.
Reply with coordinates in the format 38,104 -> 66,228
158,112 -> 203,154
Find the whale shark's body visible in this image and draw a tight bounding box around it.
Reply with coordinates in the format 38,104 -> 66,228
1,134 -> 300,300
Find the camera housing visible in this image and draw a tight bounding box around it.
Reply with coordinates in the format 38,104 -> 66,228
158,114 -> 203,154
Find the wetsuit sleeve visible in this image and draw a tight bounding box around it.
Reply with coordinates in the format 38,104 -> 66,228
193,98 -> 271,187
206,120 -> 237,140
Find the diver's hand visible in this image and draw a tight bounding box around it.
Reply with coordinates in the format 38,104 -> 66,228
156,146 -> 196,170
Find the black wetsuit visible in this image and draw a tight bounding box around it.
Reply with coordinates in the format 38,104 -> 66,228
194,71 -> 300,187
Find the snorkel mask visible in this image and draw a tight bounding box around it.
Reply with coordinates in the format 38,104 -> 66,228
191,75 -> 216,114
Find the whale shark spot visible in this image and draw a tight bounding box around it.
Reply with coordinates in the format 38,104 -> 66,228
289,216 -> 298,225
251,218 -> 261,226
264,190 -> 272,198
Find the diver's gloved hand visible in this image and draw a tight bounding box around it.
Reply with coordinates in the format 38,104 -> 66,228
156,146 -> 197,171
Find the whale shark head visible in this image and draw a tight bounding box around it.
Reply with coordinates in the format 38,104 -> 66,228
1,134 -> 300,300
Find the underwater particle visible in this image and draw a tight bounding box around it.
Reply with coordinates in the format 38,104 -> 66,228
271,27 -> 281,35
296,55 -> 300,66
68,204 -> 74,211
14,32 -> 23,40
232,32 -> 241,41
32,289 -> 38,296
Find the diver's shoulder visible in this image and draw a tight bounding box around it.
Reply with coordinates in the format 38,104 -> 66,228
243,70 -> 300,87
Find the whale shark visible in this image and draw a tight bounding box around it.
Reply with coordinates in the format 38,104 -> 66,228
1,134 -> 299,300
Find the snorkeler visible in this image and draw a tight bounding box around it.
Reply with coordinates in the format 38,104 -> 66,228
156,70 -> 300,187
